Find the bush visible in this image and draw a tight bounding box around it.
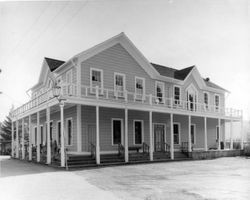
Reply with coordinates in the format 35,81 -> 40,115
233,141 -> 241,150
244,144 -> 250,156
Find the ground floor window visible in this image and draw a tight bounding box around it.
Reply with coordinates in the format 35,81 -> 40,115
216,126 -> 220,142
134,120 -> 143,145
173,123 -> 180,145
57,121 -> 61,145
50,121 -> 53,142
191,124 -> 196,144
34,127 -> 37,145
40,125 -> 43,145
112,119 -> 122,145
66,118 -> 73,146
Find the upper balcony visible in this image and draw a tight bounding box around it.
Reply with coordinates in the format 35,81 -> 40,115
11,84 -> 243,120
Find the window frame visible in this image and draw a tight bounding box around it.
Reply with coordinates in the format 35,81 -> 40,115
135,76 -> 146,100
57,120 -> 61,145
214,94 -> 220,112
173,85 -> 181,105
190,124 -> 196,145
133,120 -> 144,145
114,72 -> 126,97
155,81 -> 165,103
216,125 -> 220,142
40,125 -> 44,145
173,122 -> 181,145
90,68 -> 104,92
111,118 -> 123,146
66,118 -> 73,146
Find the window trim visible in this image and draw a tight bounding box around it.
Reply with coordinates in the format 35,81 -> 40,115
135,76 -> 146,100
173,85 -> 181,105
133,120 -> 144,145
114,72 -> 126,97
190,123 -> 196,145
173,122 -> 181,145
90,68 -> 104,92
111,118 -> 123,146
155,81 -> 165,103
66,117 -> 73,146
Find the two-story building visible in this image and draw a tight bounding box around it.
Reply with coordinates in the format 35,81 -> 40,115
11,33 -> 243,169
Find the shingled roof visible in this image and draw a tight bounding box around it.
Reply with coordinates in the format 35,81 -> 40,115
151,63 -> 226,91
45,57 -> 65,72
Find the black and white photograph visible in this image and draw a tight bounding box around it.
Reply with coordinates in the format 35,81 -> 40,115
0,0 -> 249,199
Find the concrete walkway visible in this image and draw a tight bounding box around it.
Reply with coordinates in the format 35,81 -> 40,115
1,156 -> 250,200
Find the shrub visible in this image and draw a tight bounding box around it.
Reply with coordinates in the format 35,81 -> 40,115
244,144 -> 250,156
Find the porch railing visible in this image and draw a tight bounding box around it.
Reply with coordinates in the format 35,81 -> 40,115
181,142 -> 189,154
90,143 -> 96,158
142,142 -> 150,154
12,83 -> 243,119
118,143 -> 125,157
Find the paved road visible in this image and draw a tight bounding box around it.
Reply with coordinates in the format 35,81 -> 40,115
1,156 -> 250,200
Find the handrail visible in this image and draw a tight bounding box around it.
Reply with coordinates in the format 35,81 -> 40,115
118,143 -> 124,156
163,142 -> 170,153
65,148 -> 68,170
90,143 -> 96,158
142,142 -> 149,154
181,142 -> 189,153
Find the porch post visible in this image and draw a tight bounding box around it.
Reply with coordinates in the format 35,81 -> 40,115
149,111 -> 153,161
28,115 -> 32,161
204,117 -> 208,151
37,112 -> 40,162
16,120 -> 19,158
124,108 -> 129,162
60,103 -> 65,167
188,115 -> 192,152
170,113 -> 174,159
46,107 -> 51,164
21,118 -> 25,159
230,119 -> 233,150
96,106 -> 100,164
218,118 -> 221,150
77,104 -> 82,152
11,120 -> 14,157
240,118 -> 244,150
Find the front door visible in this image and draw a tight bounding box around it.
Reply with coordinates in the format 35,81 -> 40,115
154,124 -> 165,152
87,124 -> 96,151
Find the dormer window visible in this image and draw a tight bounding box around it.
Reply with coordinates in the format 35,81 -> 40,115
90,68 -> 103,92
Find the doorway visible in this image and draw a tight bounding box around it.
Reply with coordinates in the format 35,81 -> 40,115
154,124 -> 166,152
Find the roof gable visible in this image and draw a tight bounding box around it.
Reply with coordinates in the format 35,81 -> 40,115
44,57 -> 65,72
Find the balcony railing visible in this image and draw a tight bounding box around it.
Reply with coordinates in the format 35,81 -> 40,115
12,84 -> 243,119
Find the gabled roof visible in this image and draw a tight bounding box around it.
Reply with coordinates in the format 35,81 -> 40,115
203,78 -> 227,91
44,57 -> 65,72
151,63 -> 195,80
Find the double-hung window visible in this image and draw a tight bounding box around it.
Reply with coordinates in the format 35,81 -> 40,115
57,121 -> 61,145
214,94 -> 220,112
135,77 -> 145,100
114,73 -> 125,97
173,123 -> 180,145
190,124 -> 196,145
66,118 -> 73,146
90,68 -> 103,94
204,92 -> 209,110
112,119 -> 122,145
174,86 -> 181,105
155,81 -> 164,103
134,120 -> 143,145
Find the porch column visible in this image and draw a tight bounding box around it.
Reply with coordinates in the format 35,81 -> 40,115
21,118 -> 25,159
76,105 -> 82,152
46,107 -> 51,164
240,118 -> 244,150
218,118 -> 221,150
28,115 -> 32,161
37,112 -> 40,162
16,120 -> 19,158
96,106 -> 100,164
149,111 -> 153,161
124,108 -> 129,162
170,113 -> 174,159
11,120 -> 14,157
230,119 -> 233,150
60,103 -> 65,167
204,117 -> 208,151
188,115 -> 192,152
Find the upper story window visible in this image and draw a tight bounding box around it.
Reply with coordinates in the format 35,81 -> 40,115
173,86 -> 181,105
90,68 -> 103,92
114,73 -> 125,97
203,92 -> 209,110
155,81 -> 164,103
214,94 -> 220,111
135,77 -> 145,100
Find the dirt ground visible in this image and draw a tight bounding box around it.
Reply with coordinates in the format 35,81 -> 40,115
1,156 -> 250,200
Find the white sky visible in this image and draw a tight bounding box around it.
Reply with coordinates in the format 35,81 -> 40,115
0,0 -> 249,121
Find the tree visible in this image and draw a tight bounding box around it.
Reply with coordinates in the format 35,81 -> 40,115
0,116 -> 12,141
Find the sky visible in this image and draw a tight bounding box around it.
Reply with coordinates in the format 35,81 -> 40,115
0,0 -> 249,122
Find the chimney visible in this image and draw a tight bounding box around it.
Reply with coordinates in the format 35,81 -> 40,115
205,77 -> 210,82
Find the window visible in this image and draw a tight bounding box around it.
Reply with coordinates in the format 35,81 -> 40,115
173,123 -> 180,145
155,81 -> 164,103
90,68 -> 103,92
50,121 -> 53,142
57,121 -> 61,145
34,127 -> 37,145
114,73 -> 125,97
112,119 -> 122,145
66,118 -> 73,146
174,86 -> 181,105
215,94 -> 220,111
204,92 -> 209,110
135,77 -> 145,99
190,124 -> 196,144
216,126 -> 220,142
40,125 -> 43,145
134,120 -> 143,145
